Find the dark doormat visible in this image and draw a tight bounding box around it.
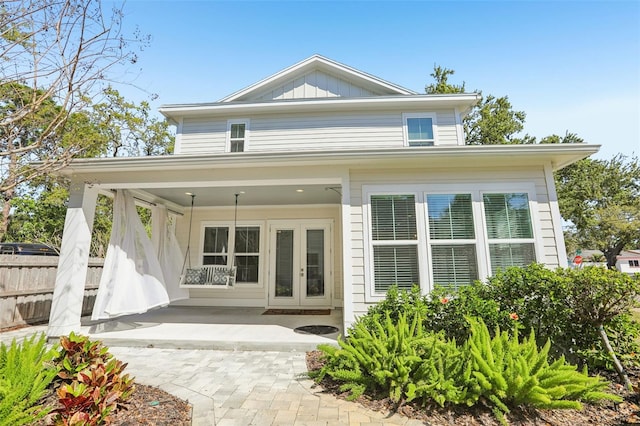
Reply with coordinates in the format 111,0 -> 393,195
263,309 -> 331,315
294,325 -> 339,335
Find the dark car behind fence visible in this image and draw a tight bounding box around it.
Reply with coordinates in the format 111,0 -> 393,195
0,255 -> 103,330
0,242 -> 59,256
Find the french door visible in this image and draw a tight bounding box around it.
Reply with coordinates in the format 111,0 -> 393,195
268,221 -> 332,307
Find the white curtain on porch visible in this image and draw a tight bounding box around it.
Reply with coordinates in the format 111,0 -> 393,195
92,190 -> 170,320
153,205 -> 189,301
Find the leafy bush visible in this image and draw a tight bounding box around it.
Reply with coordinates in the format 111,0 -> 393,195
53,332 -> 135,425
425,284 -> 511,343
359,285 -> 428,330
357,264 -> 640,371
314,315 -> 619,425
0,333 -> 59,426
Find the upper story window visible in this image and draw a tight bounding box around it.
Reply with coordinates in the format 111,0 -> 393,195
226,119 -> 249,152
403,113 -> 437,146
629,260 -> 640,267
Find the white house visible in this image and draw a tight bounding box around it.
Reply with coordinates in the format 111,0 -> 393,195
616,250 -> 640,275
47,55 -> 599,336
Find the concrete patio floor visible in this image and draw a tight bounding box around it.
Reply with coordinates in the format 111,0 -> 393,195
80,306 -> 343,352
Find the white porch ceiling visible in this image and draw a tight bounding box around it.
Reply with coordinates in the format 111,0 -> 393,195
142,184 -> 342,207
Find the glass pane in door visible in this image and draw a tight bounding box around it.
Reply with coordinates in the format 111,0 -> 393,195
275,230 -> 294,297
306,229 -> 325,297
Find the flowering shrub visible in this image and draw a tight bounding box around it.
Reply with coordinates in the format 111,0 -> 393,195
358,264 -> 640,371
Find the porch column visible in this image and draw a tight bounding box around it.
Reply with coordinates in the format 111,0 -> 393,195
47,180 -> 99,337
340,174 -> 354,331
150,205 -> 162,253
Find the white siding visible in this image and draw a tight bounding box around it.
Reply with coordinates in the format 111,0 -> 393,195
179,117 -> 227,154
347,167 -> 560,319
252,70 -> 379,101
178,110 -> 460,154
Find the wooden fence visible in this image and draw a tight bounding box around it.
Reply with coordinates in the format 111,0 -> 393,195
0,255 -> 103,330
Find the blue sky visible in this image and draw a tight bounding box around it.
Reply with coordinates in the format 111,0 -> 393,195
113,0 -> 640,160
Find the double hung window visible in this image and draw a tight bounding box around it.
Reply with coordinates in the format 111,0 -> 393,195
202,224 -> 261,284
226,120 -> 249,152
370,195 -> 419,292
483,193 -> 536,272
403,113 -> 436,146
366,185 -> 538,298
426,194 -> 478,291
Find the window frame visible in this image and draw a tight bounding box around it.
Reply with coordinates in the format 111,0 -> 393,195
480,192 -> 537,275
402,113 -> 437,147
369,194 -> 421,294
424,191 -> 481,291
362,183 -> 542,301
199,220 -> 264,287
225,119 -> 250,153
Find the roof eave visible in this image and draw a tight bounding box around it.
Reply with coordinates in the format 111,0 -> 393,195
54,144 -> 599,177
159,93 -> 481,121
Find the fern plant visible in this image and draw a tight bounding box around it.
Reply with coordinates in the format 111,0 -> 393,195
312,312 -> 434,402
0,333 -> 59,426
466,317 -> 621,425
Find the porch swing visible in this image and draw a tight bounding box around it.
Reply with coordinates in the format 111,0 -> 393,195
180,193 -> 238,288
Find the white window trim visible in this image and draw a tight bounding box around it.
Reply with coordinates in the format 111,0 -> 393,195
225,119 -> 250,152
199,220 -> 264,287
424,191 -> 482,291
362,182 -> 541,302
402,112 -> 438,147
362,188 -> 428,302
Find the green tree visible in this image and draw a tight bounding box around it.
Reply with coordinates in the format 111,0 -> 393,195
555,154 -> 640,268
91,87 -> 174,157
5,88 -> 173,251
425,64 -> 529,145
425,65 -> 466,94
1,0 -> 147,240
0,84 -> 108,239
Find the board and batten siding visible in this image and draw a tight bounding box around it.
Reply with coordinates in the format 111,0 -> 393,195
347,166 -> 561,319
252,70 -> 381,101
173,205 -> 343,307
177,110 -> 461,154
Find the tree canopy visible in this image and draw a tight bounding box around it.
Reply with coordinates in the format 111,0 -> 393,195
1,0 -> 148,192
555,155 -> 640,267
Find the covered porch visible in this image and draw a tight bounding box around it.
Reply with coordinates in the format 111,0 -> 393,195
48,153 -> 354,338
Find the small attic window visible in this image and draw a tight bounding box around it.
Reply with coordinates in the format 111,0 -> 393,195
403,113 -> 437,146
227,119 -> 249,152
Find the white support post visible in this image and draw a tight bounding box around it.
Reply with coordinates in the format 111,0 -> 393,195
340,174 -> 354,333
47,181 -> 99,337
150,205 -> 162,256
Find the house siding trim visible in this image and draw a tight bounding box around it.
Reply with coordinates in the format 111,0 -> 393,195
340,173 -> 355,328
544,162 -> 568,267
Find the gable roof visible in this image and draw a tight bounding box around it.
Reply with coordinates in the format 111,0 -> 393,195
219,54 -> 417,102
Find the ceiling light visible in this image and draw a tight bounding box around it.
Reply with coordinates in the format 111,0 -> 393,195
185,192 -> 193,196
296,189 -> 304,193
